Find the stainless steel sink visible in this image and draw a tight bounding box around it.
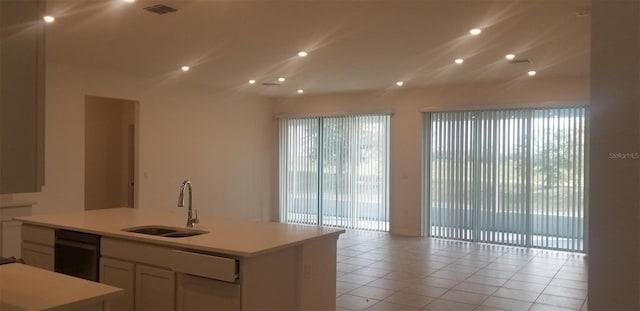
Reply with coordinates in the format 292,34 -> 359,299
162,231 -> 203,238
127,227 -> 177,235
122,226 -> 208,238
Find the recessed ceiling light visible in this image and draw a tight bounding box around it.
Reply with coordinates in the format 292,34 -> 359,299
123,0 -> 135,2
528,70 -> 537,76
505,54 -> 516,60
181,66 -> 190,72
469,28 -> 482,35
278,77 -> 286,82
248,79 -> 256,84
455,58 -> 464,64
297,51 -> 308,57
575,8 -> 591,17
396,81 -> 404,86
43,15 -> 55,23
297,89 -> 304,94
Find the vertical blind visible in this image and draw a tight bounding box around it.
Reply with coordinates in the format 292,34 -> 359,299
425,107 -> 587,252
279,115 -> 390,231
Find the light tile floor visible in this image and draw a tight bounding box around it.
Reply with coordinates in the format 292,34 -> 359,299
336,230 -> 587,311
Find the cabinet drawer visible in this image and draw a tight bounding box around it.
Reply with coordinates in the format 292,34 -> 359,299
101,237 -> 173,268
171,250 -> 238,283
176,273 -> 240,311
22,224 -> 54,246
22,241 -> 54,270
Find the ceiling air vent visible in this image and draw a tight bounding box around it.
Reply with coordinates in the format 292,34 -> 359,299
262,82 -> 280,86
144,4 -> 178,14
508,59 -> 532,64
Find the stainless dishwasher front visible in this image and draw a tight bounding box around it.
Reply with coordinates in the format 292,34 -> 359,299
54,229 -> 100,281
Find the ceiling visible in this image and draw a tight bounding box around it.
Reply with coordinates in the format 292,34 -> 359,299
45,0 -> 591,98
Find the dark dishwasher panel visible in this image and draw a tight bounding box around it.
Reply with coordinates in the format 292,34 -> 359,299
54,229 -> 100,281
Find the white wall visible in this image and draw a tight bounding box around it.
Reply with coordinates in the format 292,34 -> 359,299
276,77 -> 589,236
14,62 -> 278,221
12,60 -> 589,237
589,1 -> 640,309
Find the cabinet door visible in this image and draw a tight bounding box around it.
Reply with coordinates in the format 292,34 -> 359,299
21,241 -> 53,270
0,0 -> 45,193
1,220 -> 22,257
136,264 -> 175,311
176,273 -> 241,311
100,257 -> 134,311
1,206 -> 32,258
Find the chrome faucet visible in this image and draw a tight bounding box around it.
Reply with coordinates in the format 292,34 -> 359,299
177,180 -> 199,227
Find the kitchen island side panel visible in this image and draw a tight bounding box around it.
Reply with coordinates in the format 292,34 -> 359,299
240,246 -> 299,310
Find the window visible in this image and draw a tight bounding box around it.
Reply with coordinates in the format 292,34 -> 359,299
424,107 -> 587,252
279,115 -> 390,231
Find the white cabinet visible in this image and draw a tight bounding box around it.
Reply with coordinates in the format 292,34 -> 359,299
170,250 -> 238,283
0,0 -> 46,193
21,224 -> 53,270
101,238 -> 177,310
176,273 -> 240,311
0,202 -> 33,258
100,257 -> 135,311
100,237 -> 244,311
1,220 -> 22,256
22,241 -> 53,270
100,256 -> 176,311
135,264 -> 175,311
171,250 -> 240,311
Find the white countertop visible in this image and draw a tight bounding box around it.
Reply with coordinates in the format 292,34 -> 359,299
16,208 -> 344,257
0,263 -> 122,311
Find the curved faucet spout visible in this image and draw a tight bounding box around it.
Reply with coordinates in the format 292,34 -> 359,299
177,180 -> 198,227
178,180 -> 191,207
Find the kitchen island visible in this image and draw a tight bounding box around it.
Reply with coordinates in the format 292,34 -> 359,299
0,263 -> 122,311
17,208 -> 345,310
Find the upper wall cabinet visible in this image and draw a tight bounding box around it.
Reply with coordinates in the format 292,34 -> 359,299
0,0 -> 45,193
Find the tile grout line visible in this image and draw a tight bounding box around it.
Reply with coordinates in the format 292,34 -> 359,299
337,230 -> 586,311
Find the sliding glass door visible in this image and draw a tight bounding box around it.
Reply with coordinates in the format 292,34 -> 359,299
425,107 -> 587,252
279,115 -> 390,231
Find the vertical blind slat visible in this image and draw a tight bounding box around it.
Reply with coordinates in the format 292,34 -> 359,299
279,115 -> 390,231
425,107 -> 587,252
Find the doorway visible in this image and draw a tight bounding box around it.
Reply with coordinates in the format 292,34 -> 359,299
84,95 -> 138,210
278,115 -> 391,231
424,107 -> 587,252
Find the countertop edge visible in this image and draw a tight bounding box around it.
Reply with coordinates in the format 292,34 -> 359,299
0,263 -> 123,311
17,217 -> 345,258
42,288 -> 123,311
